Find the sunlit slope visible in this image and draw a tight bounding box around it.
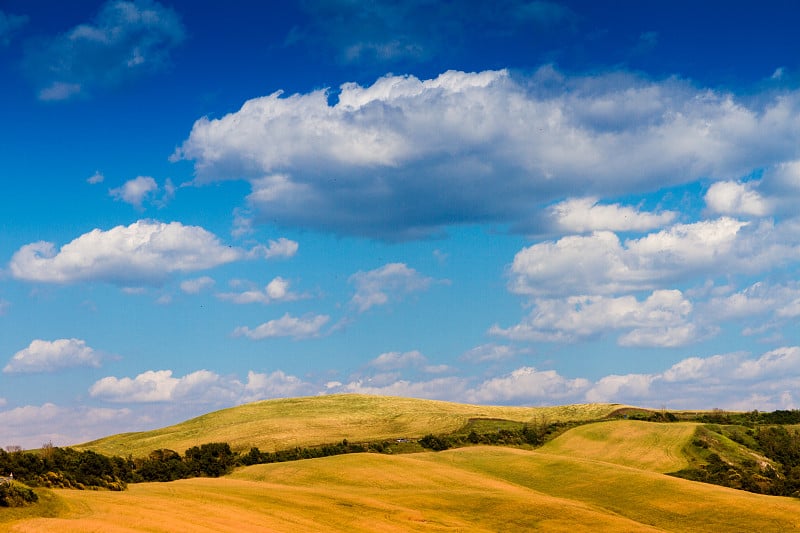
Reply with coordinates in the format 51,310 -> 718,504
2,454 -> 662,533
539,419 -> 697,472
420,447 -> 800,532
77,394 -> 623,456
9,447 -> 800,533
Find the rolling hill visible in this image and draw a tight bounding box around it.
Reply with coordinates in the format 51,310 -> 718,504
5,395 -> 800,532
76,394 -> 625,457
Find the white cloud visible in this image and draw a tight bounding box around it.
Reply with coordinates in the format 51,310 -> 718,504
242,370 -> 314,402
349,263 -> 434,312
661,355 -> 728,382
509,217 -> 754,297
440,348 -> 800,408
90,369 -> 246,403
705,181 -> 769,217
548,197 -> 676,233
180,276 -> 215,294
585,374 -> 654,403
460,343 -> 525,363
109,176 -> 159,209
217,277 -> 302,304
490,290 -> 698,347
26,0 -> 185,100
704,281 -> 800,322
734,346 -> 800,380
468,367 -> 590,404
9,220 -> 243,285
4,339 -> 103,374
174,68 -> 800,239
233,313 -> 330,340
87,171 -> 105,184
90,367 -> 314,405
257,237 -> 299,259
368,350 -> 427,370
336,376 -> 468,401
109,176 -> 174,209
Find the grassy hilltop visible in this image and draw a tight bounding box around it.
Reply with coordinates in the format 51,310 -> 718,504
5,395 -> 800,532
76,393 -> 624,457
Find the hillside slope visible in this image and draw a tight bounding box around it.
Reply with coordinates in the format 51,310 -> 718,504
77,394 -> 624,457
7,447 -> 800,532
539,420 -> 697,472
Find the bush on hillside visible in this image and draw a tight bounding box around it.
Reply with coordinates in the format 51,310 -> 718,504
0,481 -> 39,507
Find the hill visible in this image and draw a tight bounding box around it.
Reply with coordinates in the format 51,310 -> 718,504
6,445 -> 800,532
77,394 -> 624,457
7,397 -> 800,531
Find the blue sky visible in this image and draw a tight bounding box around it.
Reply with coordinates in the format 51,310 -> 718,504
2,0 -> 800,448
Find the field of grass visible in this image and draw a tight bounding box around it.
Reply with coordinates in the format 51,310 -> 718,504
6,443 -> 800,532
77,394 -> 625,457
7,397 -> 798,532
539,419 -> 697,472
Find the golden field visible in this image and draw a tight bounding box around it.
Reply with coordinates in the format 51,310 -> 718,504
4,395 -> 800,532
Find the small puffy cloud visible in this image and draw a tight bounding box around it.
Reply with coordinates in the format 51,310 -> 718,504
349,263 -> 434,312
490,290 -> 698,347
252,238 -> 299,259
175,68 -> 800,239
9,220 -> 243,285
217,277 -> 302,304
109,176 -> 175,209
26,0 -> 185,100
705,181 -> 769,217
233,313 -> 330,340
467,367 -> 590,404
180,276 -> 215,294
265,238 -> 299,259
4,339 -> 103,374
87,171 -> 105,184
109,176 -> 155,208
548,197 -> 676,233
0,9 -> 28,46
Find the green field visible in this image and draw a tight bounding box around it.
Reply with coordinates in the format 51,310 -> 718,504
76,394 -> 625,456
5,396 -> 800,532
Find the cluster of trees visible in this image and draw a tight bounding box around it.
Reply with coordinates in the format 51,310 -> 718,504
0,442 -> 237,490
240,439 -> 372,466
419,421 -> 562,451
692,409 -> 800,426
0,445 -> 131,491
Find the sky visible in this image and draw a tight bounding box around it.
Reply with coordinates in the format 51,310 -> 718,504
1,0 -> 800,449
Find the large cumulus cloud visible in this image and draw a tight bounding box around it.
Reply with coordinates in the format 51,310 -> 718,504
175,67 -> 800,239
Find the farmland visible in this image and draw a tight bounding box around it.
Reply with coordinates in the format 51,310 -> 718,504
4,395 -> 800,532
